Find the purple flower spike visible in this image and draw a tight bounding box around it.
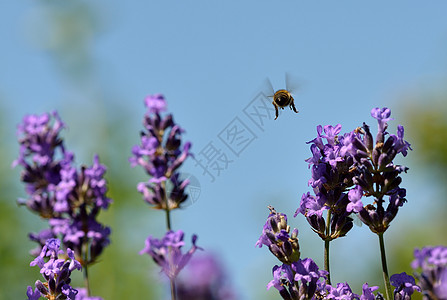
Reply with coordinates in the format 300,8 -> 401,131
140,230 -> 201,280
299,124 -> 357,241
341,108 -> 412,234
14,111 -> 71,219
14,111 -> 112,268
130,94 -> 192,210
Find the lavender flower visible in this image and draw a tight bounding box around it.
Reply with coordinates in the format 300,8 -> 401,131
27,238 -> 81,300
50,155 -> 112,264
176,253 -> 237,300
316,281 -> 382,300
130,94 -> 192,210
267,259 -> 328,300
343,107 -> 412,234
296,124 -> 356,241
256,206 -> 300,264
412,246 -> 447,299
390,272 -> 421,300
14,112 -> 112,267
13,111 -> 71,219
140,230 -> 201,280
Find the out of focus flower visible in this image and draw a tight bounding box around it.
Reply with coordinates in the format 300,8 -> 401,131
140,230 -> 201,280
412,246 -> 447,299
176,253 -> 237,300
14,112 -> 112,267
13,111 -> 70,218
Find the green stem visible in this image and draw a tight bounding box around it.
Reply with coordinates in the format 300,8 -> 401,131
162,181 -> 175,299
324,210 -> 332,285
83,264 -> 90,296
82,240 -> 91,296
378,233 -> 393,300
162,181 -> 172,231
170,278 -> 177,300
165,208 -> 172,231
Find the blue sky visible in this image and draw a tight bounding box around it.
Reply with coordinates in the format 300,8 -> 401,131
2,1 -> 447,299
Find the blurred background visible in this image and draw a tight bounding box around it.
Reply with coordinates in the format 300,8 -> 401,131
1,1 -> 447,299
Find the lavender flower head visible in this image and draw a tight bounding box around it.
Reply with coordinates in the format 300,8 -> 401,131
267,259 -> 328,300
130,94 -> 192,210
140,230 -> 201,280
256,206 -> 300,264
412,246 -> 447,299
27,238 -> 81,300
50,155 -> 112,265
343,107 -> 412,234
13,111 -> 72,218
14,111 -> 112,266
296,124 -> 356,241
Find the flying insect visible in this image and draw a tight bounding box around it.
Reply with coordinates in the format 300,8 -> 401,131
263,74 -> 299,120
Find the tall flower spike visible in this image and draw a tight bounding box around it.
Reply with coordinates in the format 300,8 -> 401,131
47,154 -> 112,266
130,94 -> 192,210
297,124 -> 356,241
15,111 -> 112,300
13,111 -> 72,219
15,112 -> 112,266
344,107 -> 412,234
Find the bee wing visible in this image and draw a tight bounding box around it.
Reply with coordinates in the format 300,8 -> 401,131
285,72 -> 301,95
261,77 -> 275,99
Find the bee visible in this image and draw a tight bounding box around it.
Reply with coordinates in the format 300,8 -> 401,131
263,74 -> 299,120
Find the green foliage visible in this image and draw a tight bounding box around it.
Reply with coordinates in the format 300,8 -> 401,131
404,97 -> 447,183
